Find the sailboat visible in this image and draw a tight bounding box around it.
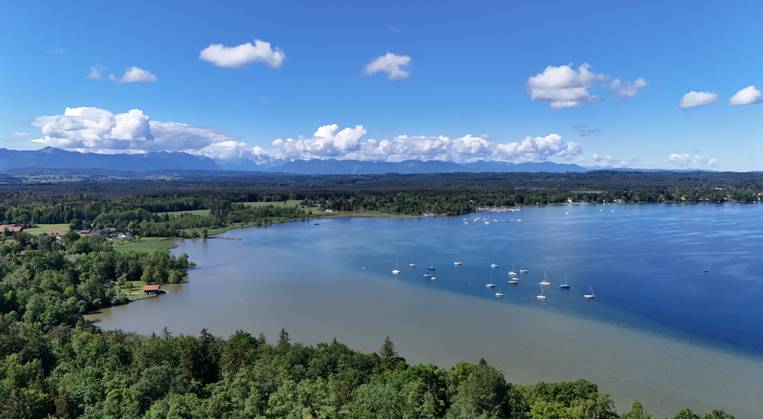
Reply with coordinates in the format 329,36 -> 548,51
453,261 -> 463,266
539,271 -> 551,287
584,285 -> 596,300
559,276 -> 570,289
495,292 -> 504,298
519,267 -> 529,274
508,275 -> 519,284
490,262 -> 499,269
408,259 -> 416,268
486,269 -> 496,288
508,266 -> 517,277
536,286 -> 547,301
392,259 -> 401,275
428,262 -> 436,271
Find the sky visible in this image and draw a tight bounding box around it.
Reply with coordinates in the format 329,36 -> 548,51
1,0 -> 762,170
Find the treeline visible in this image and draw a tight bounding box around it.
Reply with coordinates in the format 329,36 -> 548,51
0,324 -> 735,418
1,171 -> 762,225
0,233 -> 189,330
87,204 -> 309,238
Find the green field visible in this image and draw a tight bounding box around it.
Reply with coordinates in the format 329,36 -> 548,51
242,199 -> 304,208
160,200 -> 309,218
161,208 -> 210,217
113,237 -> 177,253
24,223 -> 71,235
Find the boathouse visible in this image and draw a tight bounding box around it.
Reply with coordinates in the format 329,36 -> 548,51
143,284 -> 162,295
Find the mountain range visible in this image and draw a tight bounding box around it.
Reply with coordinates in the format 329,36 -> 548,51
0,147 -> 587,174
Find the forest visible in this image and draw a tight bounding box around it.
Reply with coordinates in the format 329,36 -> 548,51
1,171 -> 762,229
0,172 -> 750,417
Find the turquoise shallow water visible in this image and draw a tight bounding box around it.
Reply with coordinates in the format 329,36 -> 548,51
89,204 -> 763,417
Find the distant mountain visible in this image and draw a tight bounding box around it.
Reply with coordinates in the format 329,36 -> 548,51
0,148 -> 587,174
0,147 -> 220,172
460,160 -> 587,173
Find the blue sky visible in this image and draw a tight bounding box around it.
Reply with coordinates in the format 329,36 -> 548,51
1,1 -> 762,169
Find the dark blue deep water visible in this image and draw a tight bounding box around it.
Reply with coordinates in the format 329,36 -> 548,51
278,204 -> 763,356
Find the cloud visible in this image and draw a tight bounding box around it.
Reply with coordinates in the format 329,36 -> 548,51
200,39 -> 285,68
729,85 -> 761,106
526,63 -> 605,109
679,91 -> 717,108
591,153 -> 630,169
87,66 -> 104,80
271,126 -> 581,163
48,48 -> 65,56
29,108 -> 582,164
610,78 -> 647,97
12,131 -> 30,138
271,124 -> 368,159
114,66 -> 158,83
364,52 -> 412,80
30,107 -> 249,158
668,152 -> 717,167
527,64 -> 647,108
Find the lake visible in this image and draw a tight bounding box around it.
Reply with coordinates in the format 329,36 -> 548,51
89,204 -> 763,417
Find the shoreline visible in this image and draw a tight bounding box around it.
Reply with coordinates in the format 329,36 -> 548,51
88,249 -> 763,418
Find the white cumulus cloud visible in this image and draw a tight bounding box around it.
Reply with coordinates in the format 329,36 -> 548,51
610,78 -> 647,97
30,107 -> 250,158
364,52 -> 412,80
29,109 -> 583,164
87,66 -> 104,80
271,126 -> 581,163
729,85 -> 761,106
668,152 -> 717,167
527,64 -> 647,108
271,124 -> 367,159
100,66 -> 158,83
526,63 -> 605,109
200,39 -> 285,68
679,91 -> 717,108
591,153 -> 630,169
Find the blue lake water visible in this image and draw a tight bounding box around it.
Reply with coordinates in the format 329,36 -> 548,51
90,203 -> 763,417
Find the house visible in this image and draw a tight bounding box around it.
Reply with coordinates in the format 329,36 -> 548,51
47,231 -> 66,239
1,224 -> 24,233
143,284 -> 163,295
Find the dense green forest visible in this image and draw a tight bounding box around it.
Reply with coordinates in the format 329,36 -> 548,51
1,171 -> 762,234
0,173 -> 750,417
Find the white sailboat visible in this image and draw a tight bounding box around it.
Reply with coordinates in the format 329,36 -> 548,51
392,259 -> 401,275
508,266 -> 517,277
539,271 -> 551,287
536,286 -> 547,301
584,285 -> 596,300
485,283 -> 496,288
490,262 -> 499,269
519,267 -> 529,274
453,261 -> 463,266
508,276 -> 519,284
495,292 -> 504,298
559,276 -> 570,289
408,259 -> 416,268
